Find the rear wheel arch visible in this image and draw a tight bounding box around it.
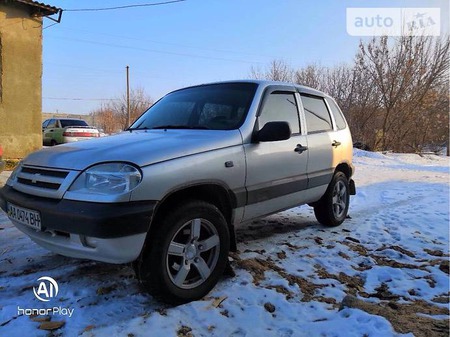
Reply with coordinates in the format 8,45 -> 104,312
335,162 -> 352,179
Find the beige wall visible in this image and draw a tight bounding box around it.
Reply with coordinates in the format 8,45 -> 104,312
0,5 -> 43,159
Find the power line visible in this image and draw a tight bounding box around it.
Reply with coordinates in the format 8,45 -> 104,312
52,26 -> 272,60
43,22 -> 59,30
45,62 -> 121,74
43,97 -> 120,101
64,0 -> 186,12
47,35 -> 263,64
43,97 -> 153,103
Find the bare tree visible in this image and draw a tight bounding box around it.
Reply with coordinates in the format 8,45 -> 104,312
356,35 -> 449,151
91,105 -> 120,134
250,59 -> 294,82
108,87 -> 153,130
250,35 -> 449,154
91,88 -> 153,133
294,64 -> 326,90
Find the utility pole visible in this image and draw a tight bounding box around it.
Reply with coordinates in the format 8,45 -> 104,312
126,65 -> 130,127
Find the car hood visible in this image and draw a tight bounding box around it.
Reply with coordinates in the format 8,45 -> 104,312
25,130 -> 243,171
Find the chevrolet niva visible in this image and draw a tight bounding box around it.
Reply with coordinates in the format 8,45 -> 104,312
0,81 -> 355,303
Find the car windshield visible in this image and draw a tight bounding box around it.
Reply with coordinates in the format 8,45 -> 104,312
129,82 -> 258,131
61,120 -> 88,127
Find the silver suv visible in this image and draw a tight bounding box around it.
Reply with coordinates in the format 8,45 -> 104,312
0,81 -> 355,303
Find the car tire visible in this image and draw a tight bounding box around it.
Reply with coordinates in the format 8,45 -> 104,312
314,172 -> 350,227
134,200 -> 230,304
50,139 -> 57,146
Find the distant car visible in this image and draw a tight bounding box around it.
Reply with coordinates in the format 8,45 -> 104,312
0,146 -> 4,172
42,118 -> 100,146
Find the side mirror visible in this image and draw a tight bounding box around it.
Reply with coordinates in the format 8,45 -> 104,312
255,121 -> 291,142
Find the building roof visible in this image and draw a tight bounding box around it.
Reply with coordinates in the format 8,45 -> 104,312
7,0 -> 61,16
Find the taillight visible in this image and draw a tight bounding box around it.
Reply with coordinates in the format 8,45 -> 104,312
0,146 -> 3,157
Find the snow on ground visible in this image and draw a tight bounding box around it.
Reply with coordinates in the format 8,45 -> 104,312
0,150 -> 449,337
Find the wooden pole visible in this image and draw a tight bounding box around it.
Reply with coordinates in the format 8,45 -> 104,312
126,65 -> 130,127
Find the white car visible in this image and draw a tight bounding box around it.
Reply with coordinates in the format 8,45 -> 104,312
42,118 -> 100,146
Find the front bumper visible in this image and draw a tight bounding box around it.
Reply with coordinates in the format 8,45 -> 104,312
0,185 -> 156,263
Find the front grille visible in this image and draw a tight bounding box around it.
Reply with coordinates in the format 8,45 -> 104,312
15,166 -> 72,196
21,166 -> 68,179
17,178 -> 60,190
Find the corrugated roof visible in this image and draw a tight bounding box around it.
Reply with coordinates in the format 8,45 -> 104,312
8,0 -> 61,16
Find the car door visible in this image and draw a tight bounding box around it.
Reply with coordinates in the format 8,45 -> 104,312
43,119 -> 57,145
242,87 -> 309,222
299,94 -> 336,192
42,119 -> 50,132
41,120 -> 50,145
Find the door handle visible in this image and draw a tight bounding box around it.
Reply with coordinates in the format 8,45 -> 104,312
332,140 -> 341,147
294,144 -> 308,154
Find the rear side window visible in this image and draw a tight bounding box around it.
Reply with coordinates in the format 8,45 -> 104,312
325,97 -> 347,130
259,92 -> 300,134
300,95 -> 332,133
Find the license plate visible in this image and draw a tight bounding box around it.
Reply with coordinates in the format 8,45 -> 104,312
7,203 -> 41,230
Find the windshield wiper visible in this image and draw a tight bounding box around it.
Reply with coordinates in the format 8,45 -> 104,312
127,126 -> 150,132
152,125 -> 210,130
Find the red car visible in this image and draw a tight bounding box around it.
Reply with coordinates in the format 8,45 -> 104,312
0,146 -> 5,172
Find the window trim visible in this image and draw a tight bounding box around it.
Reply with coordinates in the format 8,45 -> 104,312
256,86 -> 302,136
300,93 -> 333,134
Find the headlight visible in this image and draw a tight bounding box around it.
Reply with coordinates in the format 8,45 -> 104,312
69,163 -> 142,195
6,161 -> 23,186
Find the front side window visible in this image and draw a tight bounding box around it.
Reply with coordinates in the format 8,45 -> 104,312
301,95 -> 332,133
258,92 -> 300,134
130,83 -> 257,131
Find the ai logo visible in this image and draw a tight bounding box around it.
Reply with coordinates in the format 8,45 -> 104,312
33,276 -> 59,302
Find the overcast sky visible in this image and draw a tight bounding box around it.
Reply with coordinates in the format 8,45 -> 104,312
42,0 -> 449,115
